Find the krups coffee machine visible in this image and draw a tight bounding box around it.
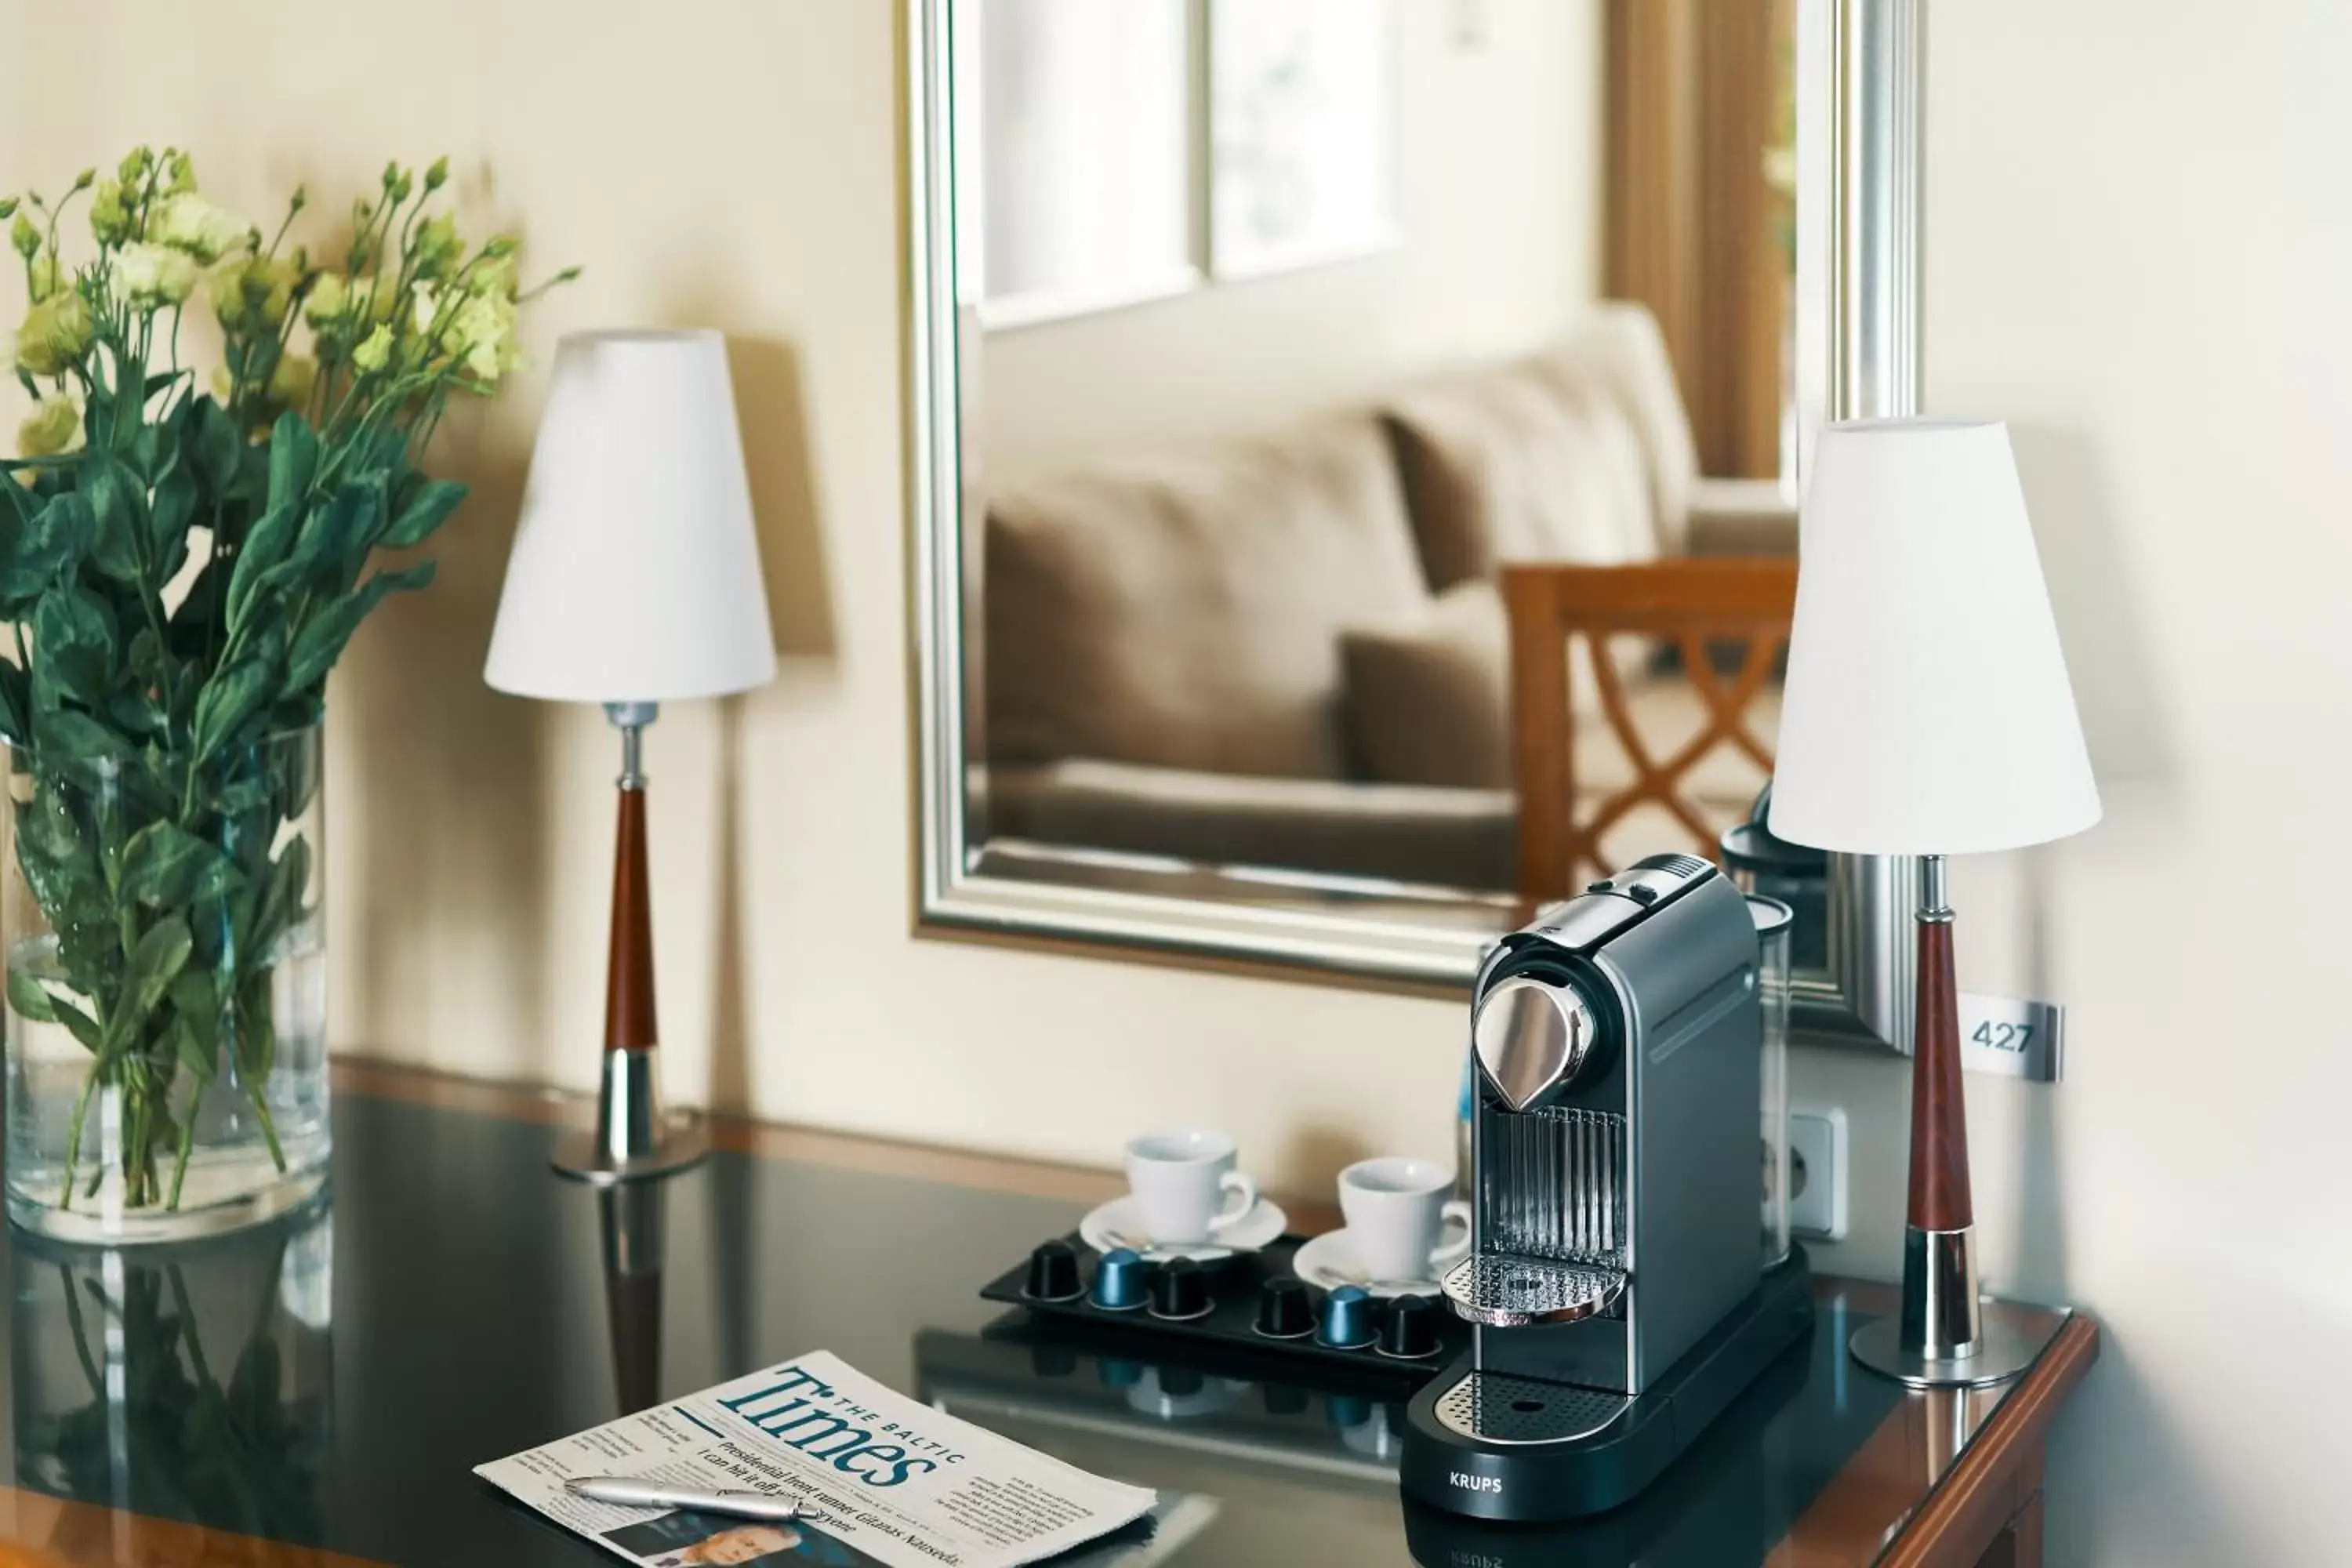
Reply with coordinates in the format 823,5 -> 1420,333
1400,854 -> 1813,1522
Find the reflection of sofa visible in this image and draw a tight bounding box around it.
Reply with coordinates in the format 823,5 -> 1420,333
982,303 -> 1791,889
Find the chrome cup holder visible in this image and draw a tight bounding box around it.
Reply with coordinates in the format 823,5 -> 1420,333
1439,1254 -> 1628,1328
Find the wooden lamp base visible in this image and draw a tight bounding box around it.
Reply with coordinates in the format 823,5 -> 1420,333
1850,855 -> 2035,1388
552,706 -> 709,1184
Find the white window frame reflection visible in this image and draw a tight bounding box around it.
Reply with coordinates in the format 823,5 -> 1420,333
952,0 -> 1204,331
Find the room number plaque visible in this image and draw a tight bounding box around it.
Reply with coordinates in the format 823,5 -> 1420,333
1957,993 -> 2065,1083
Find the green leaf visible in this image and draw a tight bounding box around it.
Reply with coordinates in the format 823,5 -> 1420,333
29,490 -> 91,576
265,414 -> 318,514
102,684 -> 163,742
125,626 -> 165,680
119,821 -> 242,909
0,490 -> 38,616
53,921 -> 122,1001
354,418 -> 411,476
224,503 -> 296,627
82,457 -> 148,583
169,970 -> 220,1081
147,463 -> 196,578
30,708 -> 129,768
106,916 -> 192,1053
13,791 -> 104,925
129,419 -> 166,483
6,967 -> 58,1023
191,624 -> 281,764
49,996 -> 103,1054
235,558 -> 310,632
190,398 -> 241,493
238,995 -> 275,1080
204,772 -> 273,818
282,561 -> 434,695
380,477 -> 466,550
0,491 -> 90,607
291,477 -> 383,591
29,587 -> 116,712
169,967 -> 216,1025
13,953 -> 111,1070
252,833 -> 311,959
175,1017 -> 217,1083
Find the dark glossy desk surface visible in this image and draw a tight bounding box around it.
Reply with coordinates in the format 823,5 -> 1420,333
0,1074 -> 2093,1566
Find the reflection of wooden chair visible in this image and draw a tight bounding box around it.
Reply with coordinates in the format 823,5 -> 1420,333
1504,558 -> 1798,900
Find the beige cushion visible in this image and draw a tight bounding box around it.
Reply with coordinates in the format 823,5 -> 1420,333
1381,358 -> 1658,594
1341,582 -> 1512,789
1340,575 -> 1775,808
1524,301 -> 1701,556
985,410 -> 1432,780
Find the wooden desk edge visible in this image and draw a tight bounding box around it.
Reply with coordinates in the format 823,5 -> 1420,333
1880,1314 -> 2102,1568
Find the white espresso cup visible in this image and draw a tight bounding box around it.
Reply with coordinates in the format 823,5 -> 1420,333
1124,1130 -> 1259,1244
1338,1156 -> 1472,1283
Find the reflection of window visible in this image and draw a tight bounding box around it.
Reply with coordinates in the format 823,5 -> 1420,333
952,0 -> 1196,326
1208,0 -> 1397,280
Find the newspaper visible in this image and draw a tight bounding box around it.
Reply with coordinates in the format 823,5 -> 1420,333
477,1350 -> 1159,1568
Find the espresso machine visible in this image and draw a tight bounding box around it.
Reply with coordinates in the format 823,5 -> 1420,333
1399,854 -> 1814,1522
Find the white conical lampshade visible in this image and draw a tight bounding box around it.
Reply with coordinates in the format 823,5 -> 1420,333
485,329 -> 776,702
1769,419 -> 2100,856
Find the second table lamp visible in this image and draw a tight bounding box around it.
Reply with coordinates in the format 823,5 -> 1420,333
486,329 -> 775,1181
1770,418 -> 2099,1387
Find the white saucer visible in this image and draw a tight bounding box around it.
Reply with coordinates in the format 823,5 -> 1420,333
1078,1195 -> 1288,1263
1292,1229 -> 1462,1299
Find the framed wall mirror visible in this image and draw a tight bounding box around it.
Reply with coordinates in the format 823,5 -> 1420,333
907,0 -> 1928,1053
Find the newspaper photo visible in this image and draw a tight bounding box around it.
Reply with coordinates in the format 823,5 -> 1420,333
477,1350 -> 1159,1568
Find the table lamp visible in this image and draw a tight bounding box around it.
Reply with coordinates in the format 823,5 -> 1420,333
485,329 -> 775,1181
1769,419 -> 2098,1388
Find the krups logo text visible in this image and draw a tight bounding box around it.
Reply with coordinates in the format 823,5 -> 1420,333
1450,1471 -> 1502,1494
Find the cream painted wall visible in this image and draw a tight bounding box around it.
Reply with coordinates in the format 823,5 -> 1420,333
6,2 -> 2349,1564
1795,4 -> 2352,1563
980,0 -> 1602,481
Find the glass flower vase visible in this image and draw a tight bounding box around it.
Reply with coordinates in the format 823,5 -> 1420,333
4,724 -> 331,1243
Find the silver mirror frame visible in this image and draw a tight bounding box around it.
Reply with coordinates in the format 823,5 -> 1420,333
904,0 -> 1926,1053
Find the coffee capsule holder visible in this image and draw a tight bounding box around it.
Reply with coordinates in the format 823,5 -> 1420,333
978,1232 -> 1470,1392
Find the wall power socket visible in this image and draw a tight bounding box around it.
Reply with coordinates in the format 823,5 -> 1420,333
1788,1105 -> 1849,1241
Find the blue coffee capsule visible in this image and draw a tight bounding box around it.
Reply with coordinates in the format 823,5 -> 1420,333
1091,1247 -> 1148,1312
1318,1283 -> 1377,1348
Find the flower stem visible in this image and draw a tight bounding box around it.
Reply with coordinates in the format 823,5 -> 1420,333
56,1062 -> 99,1210
166,1098 -> 197,1210
245,1079 -> 286,1174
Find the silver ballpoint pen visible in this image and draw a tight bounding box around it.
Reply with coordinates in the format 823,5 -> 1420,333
564,1475 -> 802,1523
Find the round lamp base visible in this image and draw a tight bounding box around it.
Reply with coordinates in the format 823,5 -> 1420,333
1849,1314 -> 2044,1389
552,1116 -> 710,1185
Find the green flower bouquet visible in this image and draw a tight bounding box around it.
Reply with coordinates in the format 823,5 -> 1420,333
0,149 -> 572,1240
